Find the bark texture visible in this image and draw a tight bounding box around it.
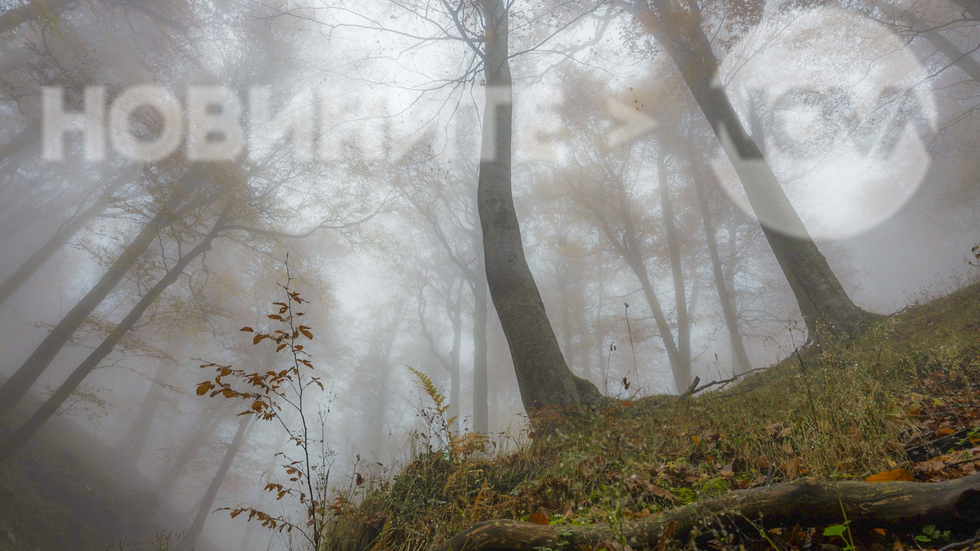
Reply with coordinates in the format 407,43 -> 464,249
477,0 -> 601,414
431,474 -> 980,551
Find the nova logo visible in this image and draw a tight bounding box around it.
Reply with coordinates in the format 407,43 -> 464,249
757,86 -> 932,161
714,6 -> 937,240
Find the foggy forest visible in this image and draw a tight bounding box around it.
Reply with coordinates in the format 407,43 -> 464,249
0,0 -> 979,549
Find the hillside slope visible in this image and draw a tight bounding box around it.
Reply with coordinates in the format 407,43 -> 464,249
323,280 -> 980,551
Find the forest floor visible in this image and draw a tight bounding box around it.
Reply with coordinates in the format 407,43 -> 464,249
323,279 -> 980,551
1,279 -> 978,551
0,382 -> 225,551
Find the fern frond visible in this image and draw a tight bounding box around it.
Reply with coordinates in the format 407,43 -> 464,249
407,366 -> 448,414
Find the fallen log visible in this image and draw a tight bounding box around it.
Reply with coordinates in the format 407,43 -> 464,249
431,473 -> 980,551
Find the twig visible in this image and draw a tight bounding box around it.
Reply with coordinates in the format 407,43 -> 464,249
939,527 -> 980,551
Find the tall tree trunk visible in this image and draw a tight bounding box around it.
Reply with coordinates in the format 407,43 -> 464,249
635,0 -> 879,340
0,209 -> 226,463
472,246 -> 489,433
175,415 -> 253,551
448,284 -> 463,430
0,170 -> 131,308
372,357 -> 391,458
0,170 -> 201,422
623,250 -> 689,391
477,0 -> 601,414
371,306 -> 400,458
692,163 -> 752,374
657,146 -> 691,379
559,270 -> 574,373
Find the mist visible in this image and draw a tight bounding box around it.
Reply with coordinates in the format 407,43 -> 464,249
0,0 -> 977,549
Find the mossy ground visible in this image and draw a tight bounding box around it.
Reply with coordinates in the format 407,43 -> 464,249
323,281 -> 980,551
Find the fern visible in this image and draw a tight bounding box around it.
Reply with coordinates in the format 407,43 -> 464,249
408,366 -> 450,418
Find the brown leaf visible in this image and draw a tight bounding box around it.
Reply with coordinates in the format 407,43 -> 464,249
240,326 -> 253,332
196,382 -> 212,396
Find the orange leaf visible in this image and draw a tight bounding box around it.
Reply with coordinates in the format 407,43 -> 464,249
196,382 -> 211,396
865,468 -> 912,482
527,512 -> 550,525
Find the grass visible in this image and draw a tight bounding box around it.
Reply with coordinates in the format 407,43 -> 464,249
320,280 -> 980,551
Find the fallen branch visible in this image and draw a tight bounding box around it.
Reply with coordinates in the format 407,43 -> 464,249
430,473 -> 980,551
691,367 -> 770,396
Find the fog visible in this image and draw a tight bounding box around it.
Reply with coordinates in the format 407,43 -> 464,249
0,0 -> 977,549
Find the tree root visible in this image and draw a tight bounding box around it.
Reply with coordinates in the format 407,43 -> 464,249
431,473 -> 980,551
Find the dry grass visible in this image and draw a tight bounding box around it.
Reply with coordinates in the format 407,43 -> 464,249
319,281 -> 980,551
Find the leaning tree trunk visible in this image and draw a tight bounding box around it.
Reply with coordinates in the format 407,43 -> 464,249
0,170 -> 131,308
477,0 -> 601,414
432,473 -> 980,551
0,208 -> 226,463
0,170 -> 201,422
632,0 -> 880,340
596,168 -> 687,391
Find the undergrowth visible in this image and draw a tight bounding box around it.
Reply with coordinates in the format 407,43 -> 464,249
319,282 -> 980,551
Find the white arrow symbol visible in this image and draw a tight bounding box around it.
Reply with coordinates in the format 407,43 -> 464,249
606,100 -> 657,149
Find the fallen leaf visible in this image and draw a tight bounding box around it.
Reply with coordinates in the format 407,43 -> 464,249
527,511 -> 550,525
865,468 -> 912,482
